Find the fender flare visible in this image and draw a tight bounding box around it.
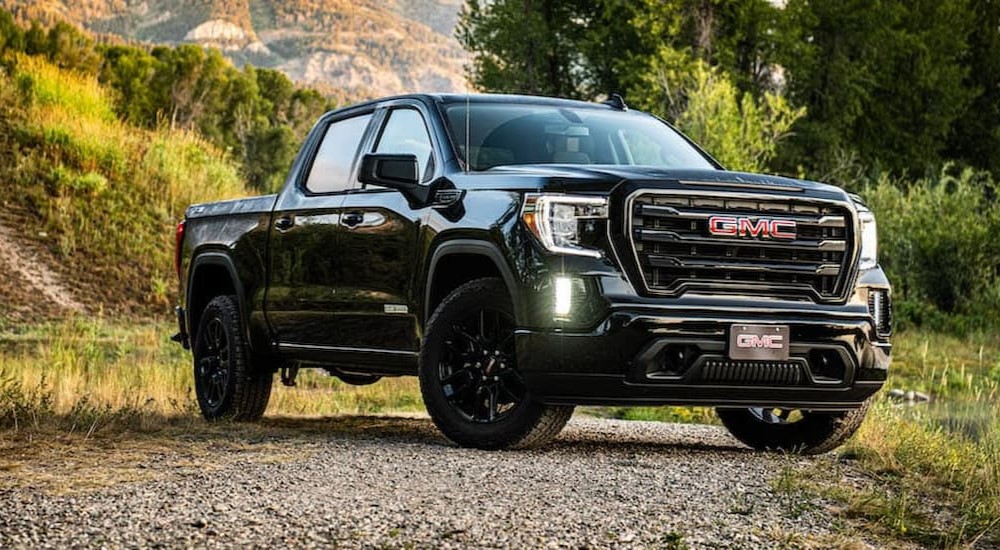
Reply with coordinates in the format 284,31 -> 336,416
187,251 -> 253,347
425,239 -> 524,323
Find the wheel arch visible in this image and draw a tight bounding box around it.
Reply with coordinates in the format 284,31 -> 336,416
425,240 -> 524,324
187,251 -> 252,349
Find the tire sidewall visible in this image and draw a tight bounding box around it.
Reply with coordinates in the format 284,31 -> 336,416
419,278 -> 546,448
717,405 -> 866,454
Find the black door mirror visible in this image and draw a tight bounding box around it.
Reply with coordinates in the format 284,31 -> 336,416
358,153 -> 431,204
358,153 -> 418,185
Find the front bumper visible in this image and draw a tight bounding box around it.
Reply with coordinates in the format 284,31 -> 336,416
515,299 -> 890,410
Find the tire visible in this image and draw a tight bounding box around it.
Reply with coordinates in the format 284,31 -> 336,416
419,277 -> 573,449
193,295 -> 272,421
716,400 -> 870,455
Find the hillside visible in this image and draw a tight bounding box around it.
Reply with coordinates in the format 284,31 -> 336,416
0,0 -> 469,102
0,51 -> 250,322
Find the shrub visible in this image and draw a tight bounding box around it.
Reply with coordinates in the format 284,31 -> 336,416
862,167 -> 1000,330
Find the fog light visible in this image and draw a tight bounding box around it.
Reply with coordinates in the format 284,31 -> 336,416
554,276 -> 573,317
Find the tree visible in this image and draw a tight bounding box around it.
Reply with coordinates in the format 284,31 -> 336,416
457,0 -> 595,98
946,0 -> 1000,175
778,0 -> 976,179
676,64 -> 804,172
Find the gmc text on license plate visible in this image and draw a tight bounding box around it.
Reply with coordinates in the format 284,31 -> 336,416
728,324 -> 790,361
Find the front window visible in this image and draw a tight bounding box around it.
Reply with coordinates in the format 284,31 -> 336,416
445,103 -> 715,171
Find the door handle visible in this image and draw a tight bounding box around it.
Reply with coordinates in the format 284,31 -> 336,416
274,216 -> 294,231
341,212 -> 364,228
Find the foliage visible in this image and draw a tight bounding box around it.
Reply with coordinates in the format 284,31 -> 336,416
673,64 -> 804,172
862,167 -> 1000,331
0,9 -> 333,193
0,53 -> 247,313
778,0 -> 977,178
459,0 -> 1000,184
457,0 -> 593,99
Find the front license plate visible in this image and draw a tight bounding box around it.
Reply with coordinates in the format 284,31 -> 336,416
728,324 -> 790,361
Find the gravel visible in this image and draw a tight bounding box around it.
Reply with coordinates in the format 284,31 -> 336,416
0,416 -> 855,548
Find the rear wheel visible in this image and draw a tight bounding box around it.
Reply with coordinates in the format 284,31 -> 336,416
716,400 -> 870,455
419,278 -> 573,449
193,295 -> 272,421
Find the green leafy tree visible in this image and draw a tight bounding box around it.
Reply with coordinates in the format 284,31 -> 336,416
946,0 -> 1000,175
457,0 -> 596,98
778,0 -> 976,178
676,64 -> 804,172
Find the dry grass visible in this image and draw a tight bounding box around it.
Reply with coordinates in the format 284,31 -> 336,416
781,330 -> 1000,548
3,319 -> 999,546
0,318 -> 424,433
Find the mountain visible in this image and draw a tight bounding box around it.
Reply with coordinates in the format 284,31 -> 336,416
2,0 -> 469,102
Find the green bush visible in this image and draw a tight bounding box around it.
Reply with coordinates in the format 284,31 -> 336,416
863,167 -> 1000,331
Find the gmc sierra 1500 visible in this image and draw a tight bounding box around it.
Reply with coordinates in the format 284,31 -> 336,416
173,93 -> 891,453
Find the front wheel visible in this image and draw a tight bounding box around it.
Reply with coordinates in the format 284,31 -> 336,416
193,295 -> 272,421
716,400 -> 870,455
419,278 -> 573,449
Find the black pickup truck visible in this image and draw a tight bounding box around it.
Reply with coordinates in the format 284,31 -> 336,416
173,93 -> 892,454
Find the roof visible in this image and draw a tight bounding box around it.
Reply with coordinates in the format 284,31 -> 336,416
336,92 -> 623,114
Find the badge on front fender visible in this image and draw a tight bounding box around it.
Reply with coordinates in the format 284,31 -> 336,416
728,324 -> 790,361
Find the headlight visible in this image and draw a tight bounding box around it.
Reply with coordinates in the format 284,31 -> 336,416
857,205 -> 878,270
521,194 -> 608,257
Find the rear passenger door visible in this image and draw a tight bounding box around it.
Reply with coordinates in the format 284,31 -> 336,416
265,110 -> 374,348
333,105 -> 438,352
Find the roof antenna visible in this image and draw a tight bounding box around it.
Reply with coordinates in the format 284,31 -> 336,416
603,93 -> 628,112
465,93 -> 471,174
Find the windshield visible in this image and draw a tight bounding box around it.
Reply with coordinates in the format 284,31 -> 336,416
444,103 -> 716,171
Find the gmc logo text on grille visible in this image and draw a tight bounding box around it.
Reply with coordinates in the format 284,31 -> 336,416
735,334 -> 785,349
708,216 -> 797,239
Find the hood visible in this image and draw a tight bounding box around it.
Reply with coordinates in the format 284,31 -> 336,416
484,164 -> 846,196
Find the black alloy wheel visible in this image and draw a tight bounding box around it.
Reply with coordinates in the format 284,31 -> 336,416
192,295 -> 272,421
438,307 -> 525,423
195,316 -> 231,412
419,278 -> 573,450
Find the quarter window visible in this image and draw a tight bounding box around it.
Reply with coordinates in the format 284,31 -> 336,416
375,109 -> 435,182
304,114 -> 372,194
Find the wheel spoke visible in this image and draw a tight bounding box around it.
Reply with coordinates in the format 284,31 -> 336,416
441,369 -> 475,401
438,304 -> 524,424
451,325 -> 480,351
486,384 -> 498,421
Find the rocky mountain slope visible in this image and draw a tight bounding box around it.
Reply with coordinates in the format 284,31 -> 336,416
3,0 -> 469,102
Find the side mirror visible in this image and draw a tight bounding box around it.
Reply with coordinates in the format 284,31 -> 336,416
359,153 -> 439,205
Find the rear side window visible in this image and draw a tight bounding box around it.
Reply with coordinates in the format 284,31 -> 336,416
304,114 -> 372,193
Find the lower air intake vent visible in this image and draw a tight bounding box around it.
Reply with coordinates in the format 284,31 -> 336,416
699,360 -> 805,385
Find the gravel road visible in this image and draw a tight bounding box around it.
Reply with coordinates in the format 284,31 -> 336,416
0,416 -> 862,549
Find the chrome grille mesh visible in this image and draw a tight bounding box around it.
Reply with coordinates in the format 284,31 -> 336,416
629,192 -> 854,301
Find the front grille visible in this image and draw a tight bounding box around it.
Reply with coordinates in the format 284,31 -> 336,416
629,192 -> 854,301
699,359 -> 806,385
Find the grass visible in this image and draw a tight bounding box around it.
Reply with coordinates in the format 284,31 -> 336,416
0,318 -> 424,438
768,330 -> 1000,548
2,318 -> 998,546
0,53 -> 249,312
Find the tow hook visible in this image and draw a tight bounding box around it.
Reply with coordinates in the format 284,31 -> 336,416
280,364 -> 299,387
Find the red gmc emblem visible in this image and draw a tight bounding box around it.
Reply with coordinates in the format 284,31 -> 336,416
735,333 -> 785,349
708,216 -> 797,239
